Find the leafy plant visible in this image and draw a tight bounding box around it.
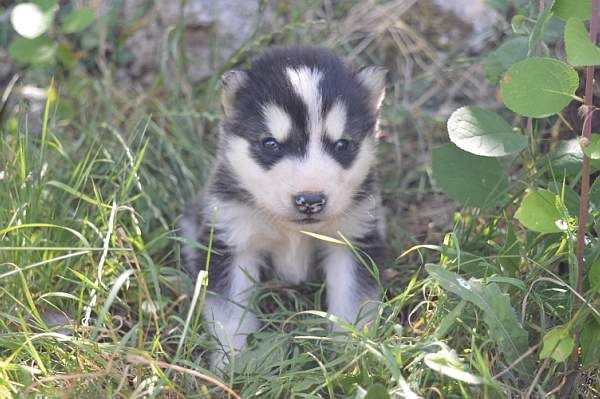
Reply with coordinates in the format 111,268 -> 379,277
430,0 -> 600,391
8,1 -> 95,67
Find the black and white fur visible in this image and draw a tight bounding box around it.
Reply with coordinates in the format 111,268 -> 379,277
180,46 -> 387,370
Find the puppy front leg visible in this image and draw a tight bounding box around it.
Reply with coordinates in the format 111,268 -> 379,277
323,243 -> 382,330
203,254 -> 260,371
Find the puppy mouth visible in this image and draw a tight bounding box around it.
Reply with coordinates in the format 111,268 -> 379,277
292,217 -> 322,225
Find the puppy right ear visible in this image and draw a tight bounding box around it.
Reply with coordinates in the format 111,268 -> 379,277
221,70 -> 247,117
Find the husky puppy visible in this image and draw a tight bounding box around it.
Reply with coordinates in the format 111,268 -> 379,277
180,46 -> 387,370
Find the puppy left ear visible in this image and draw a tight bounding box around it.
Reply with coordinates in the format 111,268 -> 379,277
221,69 -> 248,117
356,66 -> 387,111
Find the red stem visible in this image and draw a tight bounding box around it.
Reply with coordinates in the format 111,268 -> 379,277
576,0 -> 600,301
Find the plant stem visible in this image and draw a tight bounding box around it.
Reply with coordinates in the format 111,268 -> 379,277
576,0 -> 600,301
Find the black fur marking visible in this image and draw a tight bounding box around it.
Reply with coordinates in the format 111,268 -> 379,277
180,202 -> 234,293
352,170 -> 377,203
321,137 -> 360,168
209,163 -> 255,204
183,224 -> 233,294
352,228 -> 387,295
222,46 -> 378,170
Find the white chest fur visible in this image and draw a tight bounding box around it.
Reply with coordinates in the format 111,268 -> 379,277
210,200 -> 319,283
269,231 -> 314,284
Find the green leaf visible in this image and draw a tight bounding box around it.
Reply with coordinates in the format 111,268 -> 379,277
61,8 -> 95,34
589,258 -> 600,293
32,0 -> 59,12
540,326 -> 575,362
565,18 -> 600,66
528,6 -> 554,56
447,106 -> 527,157
432,143 -> 509,208
9,36 -> 56,65
364,384 -> 390,399
580,320 -> 600,367
544,16 -> 567,44
551,139 -> 600,176
426,265 -> 531,374
515,190 -> 566,233
500,57 -> 579,118
552,0 -> 592,21
583,135 -> 600,159
485,36 -> 529,84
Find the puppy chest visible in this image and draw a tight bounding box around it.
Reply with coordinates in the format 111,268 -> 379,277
269,235 -> 316,284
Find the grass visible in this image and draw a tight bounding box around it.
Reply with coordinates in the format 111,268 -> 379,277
1,0 -> 600,397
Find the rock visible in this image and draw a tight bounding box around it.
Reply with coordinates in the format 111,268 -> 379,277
432,0 -> 501,36
122,0 -> 263,84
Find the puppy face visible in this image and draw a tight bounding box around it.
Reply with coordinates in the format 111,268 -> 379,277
219,47 -> 385,227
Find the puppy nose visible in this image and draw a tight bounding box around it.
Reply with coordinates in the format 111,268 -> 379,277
293,192 -> 327,214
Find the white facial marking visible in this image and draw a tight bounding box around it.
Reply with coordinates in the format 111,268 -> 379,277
262,103 -> 292,142
226,134 -> 376,225
286,66 -> 323,146
324,100 -> 347,141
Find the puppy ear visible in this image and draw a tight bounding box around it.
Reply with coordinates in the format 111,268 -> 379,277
221,70 -> 248,117
356,66 -> 387,111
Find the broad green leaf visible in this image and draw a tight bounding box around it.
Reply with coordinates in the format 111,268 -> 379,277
9,36 -> 56,64
485,275 -> 527,290
500,58 -> 579,118
540,326 -> 575,362
551,139 -> 600,176
61,8 -> 95,34
565,18 -> 600,66
552,0 -> 592,21
485,36 -> 529,84
589,258 -> 600,293
581,320 -> 600,367
515,190 -> 565,233
10,3 -> 52,39
32,0 -> 59,12
426,265 -> 531,374
583,135 -> 600,159
432,144 -> 509,208
543,16 -> 567,44
447,106 -> 527,157
364,384 -> 390,399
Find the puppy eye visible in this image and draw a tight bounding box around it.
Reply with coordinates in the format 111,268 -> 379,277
334,139 -> 351,152
262,137 -> 280,152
